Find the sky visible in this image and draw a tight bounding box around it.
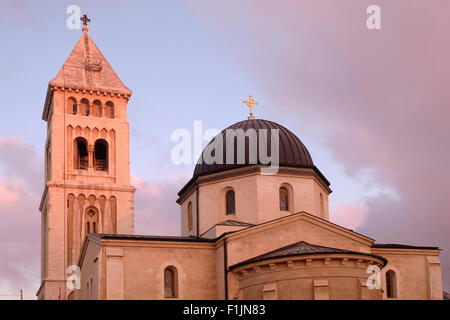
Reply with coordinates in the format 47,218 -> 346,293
0,0 -> 448,299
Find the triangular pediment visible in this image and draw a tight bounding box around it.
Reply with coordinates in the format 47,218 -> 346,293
221,212 -> 376,267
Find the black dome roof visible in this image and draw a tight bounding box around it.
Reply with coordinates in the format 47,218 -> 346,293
193,119 -> 314,178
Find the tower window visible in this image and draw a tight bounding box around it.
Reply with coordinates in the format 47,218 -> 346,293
74,138 -> 88,170
279,187 -> 288,211
94,139 -> 108,171
164,266 -> 178,298
105,101 -> 114,119
93,100 -> 102,117
386,270 -> 397,298
226,190 -> 235,215
80,98 -> 90,116
187,202 -> 193,232
67,97 -> 77,115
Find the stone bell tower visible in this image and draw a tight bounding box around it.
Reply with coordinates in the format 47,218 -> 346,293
37,17 -> 135,300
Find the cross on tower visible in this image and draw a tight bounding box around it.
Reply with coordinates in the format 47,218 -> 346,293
243,95 -> 258,120
81,15 -> 90,32
81,15 -> 90,26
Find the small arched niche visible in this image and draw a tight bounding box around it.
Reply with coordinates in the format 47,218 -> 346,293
164,266 -> 178,298
85,206 -> 99,234
94,139 -> 108,171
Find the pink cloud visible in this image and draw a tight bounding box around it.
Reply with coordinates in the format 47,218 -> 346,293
0,135 -> 184,299
0,136 -> 42,299
132,173 -> 185,236
331,203 -> 368,230
187,0 -> 450,290
0,179 -> 19,206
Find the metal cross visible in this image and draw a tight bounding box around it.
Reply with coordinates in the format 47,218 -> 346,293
81,15 -> 90,26
243,95 -> 258,120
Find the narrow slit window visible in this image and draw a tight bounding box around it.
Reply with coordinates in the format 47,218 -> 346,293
386,270 -> 397,298
187,202 -> 193,232
279,187 -> 288,211
226,190 -> 235,215
164,267 -> 177,298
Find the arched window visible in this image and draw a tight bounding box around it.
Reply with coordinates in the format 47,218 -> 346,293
279,187 -> 288,211
164,266 -> 177,298
94,139 -> 108,171
105,101 -> 114,119
93,100 -> 102,117
226,190 -> 235,215
67,97 -> 77,115
85,207 -> 99,234
80,98 -> 90,116
386,270 -> 397,298
279,183 -> 293,212
74,137 -> 88,170
187,202 -> 193,232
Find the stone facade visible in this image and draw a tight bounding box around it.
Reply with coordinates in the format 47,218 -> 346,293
38,26 -> 443,300
37,29 -> 135,300
76,212 -> 443,300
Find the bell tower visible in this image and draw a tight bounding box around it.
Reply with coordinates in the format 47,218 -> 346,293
37,18 -> 135,300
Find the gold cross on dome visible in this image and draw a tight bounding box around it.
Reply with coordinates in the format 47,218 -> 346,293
243,95 -> 258,120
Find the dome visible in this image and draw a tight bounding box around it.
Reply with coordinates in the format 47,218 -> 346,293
193,119 -> 315,178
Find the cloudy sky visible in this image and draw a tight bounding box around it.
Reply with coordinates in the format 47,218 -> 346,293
0,0 -> 448,299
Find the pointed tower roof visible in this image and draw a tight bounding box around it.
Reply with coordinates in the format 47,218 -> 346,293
42,20 -> 132,120
49,31 -> 132,95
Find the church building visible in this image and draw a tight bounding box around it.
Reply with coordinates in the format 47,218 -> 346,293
37,19 -> 443,300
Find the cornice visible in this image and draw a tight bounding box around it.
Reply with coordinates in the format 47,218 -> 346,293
42,84 -> 132,121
